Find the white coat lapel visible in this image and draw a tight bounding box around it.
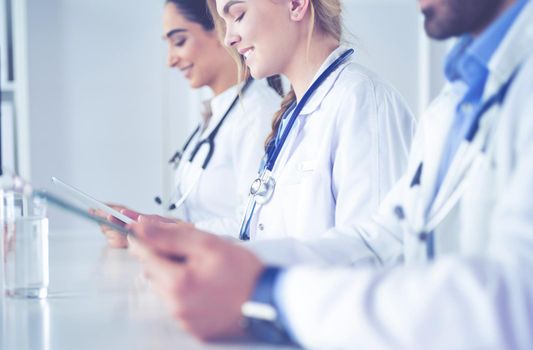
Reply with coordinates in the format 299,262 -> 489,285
299,62 -> 349,116
426,109 -> 495,228
272,115 -> 306,172
425,2 -> 533,228
411,87 -> 461,230
273,49 -> 351,171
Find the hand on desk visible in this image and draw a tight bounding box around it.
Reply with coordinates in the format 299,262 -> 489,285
129,219 -> 264,341
92,205 -> 178,249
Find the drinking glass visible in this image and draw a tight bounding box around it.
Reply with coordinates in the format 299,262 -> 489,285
2,190 -> 49,298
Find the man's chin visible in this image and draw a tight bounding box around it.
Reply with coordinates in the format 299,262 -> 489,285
424,19 -> 458,41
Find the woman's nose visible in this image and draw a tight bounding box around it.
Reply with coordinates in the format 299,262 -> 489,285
167,49 -> 180,68
224,25 -> 240,48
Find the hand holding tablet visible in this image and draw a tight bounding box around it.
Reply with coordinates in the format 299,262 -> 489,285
33,190 -> 133,236
51,177 -> 135,225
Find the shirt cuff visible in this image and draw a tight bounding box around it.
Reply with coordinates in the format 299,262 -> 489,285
242,266 -> 297,345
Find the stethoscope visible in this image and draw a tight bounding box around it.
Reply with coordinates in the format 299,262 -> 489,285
238,49 -> 355,240
155,78 -> 253,211
394,66 -> 521,261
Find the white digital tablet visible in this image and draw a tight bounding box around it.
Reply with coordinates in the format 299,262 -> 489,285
34,190 -> 132,236
51,176 -> 135,225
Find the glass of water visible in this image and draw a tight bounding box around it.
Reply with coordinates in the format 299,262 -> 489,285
2,190 -> 49,298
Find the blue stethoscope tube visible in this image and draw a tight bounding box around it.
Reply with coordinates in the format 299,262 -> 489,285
239,49 -> 355,241
394,65 -> 521,260
264,49 -> 354,171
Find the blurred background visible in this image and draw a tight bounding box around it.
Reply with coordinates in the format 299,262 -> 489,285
1,0 -> 450,230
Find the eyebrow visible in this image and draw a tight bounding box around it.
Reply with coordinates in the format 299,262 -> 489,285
223,0 -> 244,15
164,28 -> 187,39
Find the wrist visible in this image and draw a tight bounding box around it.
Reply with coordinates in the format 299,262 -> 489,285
241,266 -> 294,344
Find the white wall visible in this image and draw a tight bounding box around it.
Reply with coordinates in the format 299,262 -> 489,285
343,0 -> 449,116
26,0 -> 195,229
23,0 -> 450,230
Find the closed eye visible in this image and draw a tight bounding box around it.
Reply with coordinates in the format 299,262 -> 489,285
235,12 -> 245,22
174,39 -> 186,47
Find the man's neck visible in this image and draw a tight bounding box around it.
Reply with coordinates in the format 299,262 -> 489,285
471,0 -> 517,37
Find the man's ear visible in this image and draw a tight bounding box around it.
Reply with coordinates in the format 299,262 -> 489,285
288,0 -> 310,21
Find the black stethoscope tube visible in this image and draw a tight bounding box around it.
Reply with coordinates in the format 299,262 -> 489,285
155,78 -> 253,208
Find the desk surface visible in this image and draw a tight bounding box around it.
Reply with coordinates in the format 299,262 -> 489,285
1,229 -> 296,350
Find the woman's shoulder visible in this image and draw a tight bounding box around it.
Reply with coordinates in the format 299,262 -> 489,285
235,79 -> 282,120
334,61 -> 412,110
243,79 -> 282,104
337,61 -> 394,95
225,79 -> 280,131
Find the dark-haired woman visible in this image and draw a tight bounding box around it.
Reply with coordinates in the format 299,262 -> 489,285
99,0 -> 281,248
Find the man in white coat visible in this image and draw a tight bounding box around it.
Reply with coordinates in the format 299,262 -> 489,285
129,0 -> 533,348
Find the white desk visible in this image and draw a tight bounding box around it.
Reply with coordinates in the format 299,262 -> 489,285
0,229 -> 297,350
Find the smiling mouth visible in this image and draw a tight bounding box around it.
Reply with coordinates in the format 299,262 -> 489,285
180,64 -> 193,78
240,48 -> 253,60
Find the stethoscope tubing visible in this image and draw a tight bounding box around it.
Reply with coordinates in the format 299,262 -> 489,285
157,79 -> 253,210
239,49 -> 355,240
263,49 -> 354,172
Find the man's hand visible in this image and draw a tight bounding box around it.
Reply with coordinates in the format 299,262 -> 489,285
93,204 -> 179,249
130,220 -> 265,341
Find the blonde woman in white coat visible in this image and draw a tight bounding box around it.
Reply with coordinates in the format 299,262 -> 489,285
203,0 -> 417,266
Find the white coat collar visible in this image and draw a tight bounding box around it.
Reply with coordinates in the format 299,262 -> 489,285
202,82 -> 243,135
298,46 -> 353,116
484,0 -> 533,98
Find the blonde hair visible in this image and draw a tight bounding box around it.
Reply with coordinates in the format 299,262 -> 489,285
207,0 -> 284,97
207,0 -> 342,149
207,0 -> 250,83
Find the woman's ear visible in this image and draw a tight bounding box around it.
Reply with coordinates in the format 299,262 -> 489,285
288,0 -> 310,21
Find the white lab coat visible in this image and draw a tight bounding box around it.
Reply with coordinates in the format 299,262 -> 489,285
274,3 -> 533,349
173,80 -> 280,237
244,47 -> 416,265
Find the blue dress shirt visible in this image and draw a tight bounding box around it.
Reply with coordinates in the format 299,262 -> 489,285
433,0 -> 528,197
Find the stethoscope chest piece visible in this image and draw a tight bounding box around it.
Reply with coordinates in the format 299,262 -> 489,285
249,172 -> 276,205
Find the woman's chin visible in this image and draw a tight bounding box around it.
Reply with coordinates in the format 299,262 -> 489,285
247,66 -> 269,80
187,77 -> 203,89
